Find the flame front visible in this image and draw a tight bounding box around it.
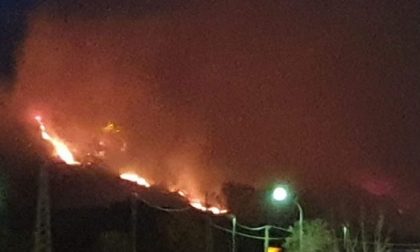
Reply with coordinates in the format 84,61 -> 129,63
35,115 -> 80,165
120,172 -> 228,215
175,189 -> 228,215
188,199 -> 228,215
33,115 -> 228,215
120,172 -> 151,188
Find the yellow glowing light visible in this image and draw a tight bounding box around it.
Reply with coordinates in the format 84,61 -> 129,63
102,122 -> 120,133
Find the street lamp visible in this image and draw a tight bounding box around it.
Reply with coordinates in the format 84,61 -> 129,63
343,225 -> 349,251
231,214 -> 237,252
271,185 -> 304,252
272,187 -> 288,201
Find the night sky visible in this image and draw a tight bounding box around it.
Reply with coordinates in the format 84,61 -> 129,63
1,0 -> 420,237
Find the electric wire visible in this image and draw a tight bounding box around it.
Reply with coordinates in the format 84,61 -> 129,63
211,223 -> 285,241
134,196 -> 420,247
234,220 -> 292,233
139,200 -> 420,248
265,224 -> 292,233
138,197 -> 191,212
235,223 -> 292,233
128,192 -> 420,247
235,222 -> 267,231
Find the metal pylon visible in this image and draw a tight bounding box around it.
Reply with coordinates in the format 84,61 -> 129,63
34,163 -> 52,252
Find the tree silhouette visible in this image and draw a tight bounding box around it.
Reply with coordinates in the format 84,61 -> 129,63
285,219 -> 335,252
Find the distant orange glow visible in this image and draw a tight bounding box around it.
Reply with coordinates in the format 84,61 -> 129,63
35,115 -> 80,165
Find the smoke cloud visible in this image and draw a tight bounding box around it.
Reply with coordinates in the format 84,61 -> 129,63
10,1 -> 227,200
4,0 -> 420,210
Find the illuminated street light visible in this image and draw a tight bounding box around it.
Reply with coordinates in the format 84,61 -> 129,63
272,187 -> 288,201
271,185 -> 304,252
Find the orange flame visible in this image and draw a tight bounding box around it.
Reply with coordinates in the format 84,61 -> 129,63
189,199 -> 228,215
174,189 -> 228,215
121,172 -> 228,215
33,115 -> 227,215
120,172 -> 151,188
35,115 -> 80,165
177,190 -> 187,197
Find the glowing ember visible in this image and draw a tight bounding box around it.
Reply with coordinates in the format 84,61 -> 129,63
35,116 -> 80,165
120,172 -> 151,188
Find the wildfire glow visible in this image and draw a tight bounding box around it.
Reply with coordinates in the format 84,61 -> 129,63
189,199 -> 228,215
120,172 -> 151,188
34,115 -> 227,215
172,189 -> 228,215
177,190 -> 187,197
35,115 -> 80,165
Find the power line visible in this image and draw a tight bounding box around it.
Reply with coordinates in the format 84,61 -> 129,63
134,195 -> 291,242
122,178 -> 420,248
236,222 -> 267,231
267,224 -> 292,233
129,194 -> 420,247
138,197 -> 191,213
235,221 -> 291,233
211,223 -> 285,241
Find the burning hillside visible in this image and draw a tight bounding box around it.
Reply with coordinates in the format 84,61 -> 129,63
35,115 -> 80,165
2,0 -> 420,238
33,114 -> 227,214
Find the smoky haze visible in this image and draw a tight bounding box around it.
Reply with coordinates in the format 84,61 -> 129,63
5,0 -> 420,208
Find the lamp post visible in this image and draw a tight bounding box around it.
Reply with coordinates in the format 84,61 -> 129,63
263,225 -> 270,252
343,225 -> 349,251
295,201 -> 304,252
131,192 -> 138,252
271,186 -> 304,252
231,215 -> 237,252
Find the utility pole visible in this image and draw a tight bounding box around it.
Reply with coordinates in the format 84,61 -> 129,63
205,193 -> 213,252
343,225 -> 348,251
231,215 -> 236,252
131,193 -> 138,252
34,163 -> 52,252
206,216 -> 213,252
263,225 -> 270,252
